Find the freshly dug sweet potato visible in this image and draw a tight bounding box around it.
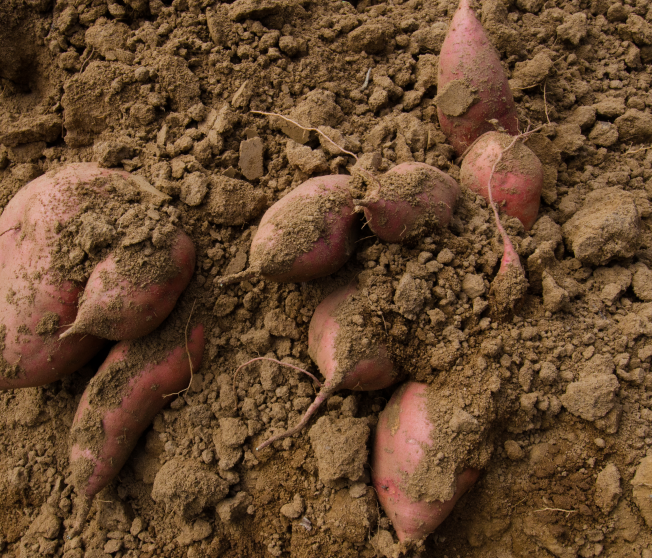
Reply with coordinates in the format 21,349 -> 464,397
69,322 -> 205,534
372,382 -> 482,542
60,230 -> 195,341
355,162 -> 460,243
459,131 -> 532,314
218,175 -> 357,285
1,162 -> 196,387
256,280 -> 397,450
437,0 -> 518,154
460,131 -> 543,231
0,164 -> 121,389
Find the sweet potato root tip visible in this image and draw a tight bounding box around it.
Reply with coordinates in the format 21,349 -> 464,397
256,386 -> 334,451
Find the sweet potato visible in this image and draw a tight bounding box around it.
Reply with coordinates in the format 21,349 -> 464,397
355,163 -> 460,243
69,322 -> 205,534
460,132 -> 531,314
218,175 -> 357,285
460,131 -> 543,231
372,382 -> 480,542
0,164 -> 122,389
1,162 -> 196,387
60,230 -> 195,341
256,280 -> 397,450
437,0 -> 518,154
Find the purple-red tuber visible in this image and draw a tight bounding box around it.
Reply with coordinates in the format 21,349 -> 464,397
355,162 -> 460,243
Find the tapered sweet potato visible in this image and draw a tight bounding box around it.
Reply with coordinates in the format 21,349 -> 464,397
460,131 -> 543,231
69,323 -> 205,534
372,382 -> 481,542
218,175 -> 357,285
60,230 -> 195,341
437,0 -> 518,154
256,280 -> 397,450
459,132 -> 533,314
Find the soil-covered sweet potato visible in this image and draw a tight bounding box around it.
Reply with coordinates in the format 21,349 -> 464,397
0,165 -> 119,389
1,162 -> 198,389
355,162 -> 460,243
69,320 -> 204,534
256,280 -> 397,450
218,175 -> 358,285
460,131 -> 543,231
372,382 -> 481,542
60,230 -> 195,341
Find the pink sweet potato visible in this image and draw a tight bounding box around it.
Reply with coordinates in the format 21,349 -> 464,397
218,175 -> 357,285
60,230 -> 195,341
1,162 -> 196,387
0,164 -> 123,389
460,131 -> 531,314
488,232 -> 528,316
69,323 -> 205,533
372,382 -> 480,542
355,162 -> 460,243
460,131 -> 543,231
256,280 -> 397,450
437,0 -> 518,155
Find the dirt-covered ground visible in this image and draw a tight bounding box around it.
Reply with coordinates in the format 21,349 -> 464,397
2,0 -> 652,556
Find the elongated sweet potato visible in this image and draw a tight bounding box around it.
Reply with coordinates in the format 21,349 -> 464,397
69,322 -> 205,534
437,0 -> 518,154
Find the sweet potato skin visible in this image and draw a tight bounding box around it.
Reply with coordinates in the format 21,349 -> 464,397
308,281 -> 395,391
359,163 -> 460,244
372,382 -> 480,542
70,324 -> 204,508
437,0 -> 518,154
460,131 -> 543,231
249,175 -> 357,283
66,230 -> 196,340
0,164 -> 124,389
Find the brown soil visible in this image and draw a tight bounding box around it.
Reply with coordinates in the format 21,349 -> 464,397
2,0 -> 652,557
